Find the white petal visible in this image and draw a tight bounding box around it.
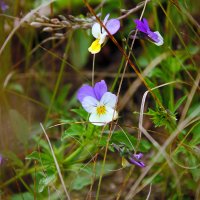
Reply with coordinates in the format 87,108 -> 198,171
82,96 -> 98,113
89,106 -> 118,126
92,23 -> 101,38
100,92 -> 117,108
153,31 -> 164,46
99,32 -> 107,44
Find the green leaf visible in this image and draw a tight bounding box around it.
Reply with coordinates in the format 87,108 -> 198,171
62,123 -> 85,140
189,123 -> 200,146
7,83 -> 24,93
57,84 -> 71,106
70,162 -> 116,190
9,109 -> 29,146
111,131 -> 137,150
2,151 -> 23,167
69,30 -> 91,68
139,140 -> 152,152
26,151 -> 54,166
172,146 -> 200,169
172,95 -> 187,113
38,170 -> 57,192
71,107 -> 88,120
11,192 -> 34,200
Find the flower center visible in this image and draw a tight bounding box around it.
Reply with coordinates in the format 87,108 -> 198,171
96,105 -> 106,116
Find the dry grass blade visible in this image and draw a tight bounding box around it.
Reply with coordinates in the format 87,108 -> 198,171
40,123 -> 71,200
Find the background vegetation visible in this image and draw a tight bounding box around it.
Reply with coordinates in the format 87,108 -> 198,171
0,0 -> 199,199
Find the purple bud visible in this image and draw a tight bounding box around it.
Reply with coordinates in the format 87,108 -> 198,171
127,153 -> 145,168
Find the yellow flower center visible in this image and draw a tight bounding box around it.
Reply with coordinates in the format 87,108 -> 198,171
88,39 -> 101,54
96,105 -> 106,116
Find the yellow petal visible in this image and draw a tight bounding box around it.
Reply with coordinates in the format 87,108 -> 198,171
88,39 -> 101,54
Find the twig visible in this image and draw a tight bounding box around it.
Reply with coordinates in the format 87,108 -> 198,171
146,183 -> 152,200
117,0 -> 151,20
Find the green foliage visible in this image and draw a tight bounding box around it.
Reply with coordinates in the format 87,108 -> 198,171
148,108 -> 177,130
69,162 -> 116,190
1,0 -> 199,199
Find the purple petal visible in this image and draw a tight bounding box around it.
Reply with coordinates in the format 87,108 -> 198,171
134,153 -> 143,160
134,19 -> 149,34
128,153 -> 145,168
147,31 -> 159,43
142,18 -> 149,30
77,85 -> 96,103
94,80 -> 107,101
129,158 -> 145,167
103,13 -> 110,25
105,19 -> 120,35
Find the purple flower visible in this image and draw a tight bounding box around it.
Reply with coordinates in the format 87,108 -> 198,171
134,18 -> 163,46
127,153 -> 145,168
88,14 -> 120,54
77,80 -> 118,126
0,1 -> 9,12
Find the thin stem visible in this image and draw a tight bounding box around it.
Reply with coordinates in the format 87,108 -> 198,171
95,125 -> 114,200
92,54 -> 96,86
116,0 -> 148,152
45,33 -> 72,123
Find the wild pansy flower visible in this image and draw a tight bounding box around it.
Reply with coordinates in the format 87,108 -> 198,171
88,14 -> 120,54
77,80 -> 118,126
134,18 -> 163,46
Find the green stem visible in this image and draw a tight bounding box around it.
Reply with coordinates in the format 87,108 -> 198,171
63,145 -> 84,164
45,33 -> 72,123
